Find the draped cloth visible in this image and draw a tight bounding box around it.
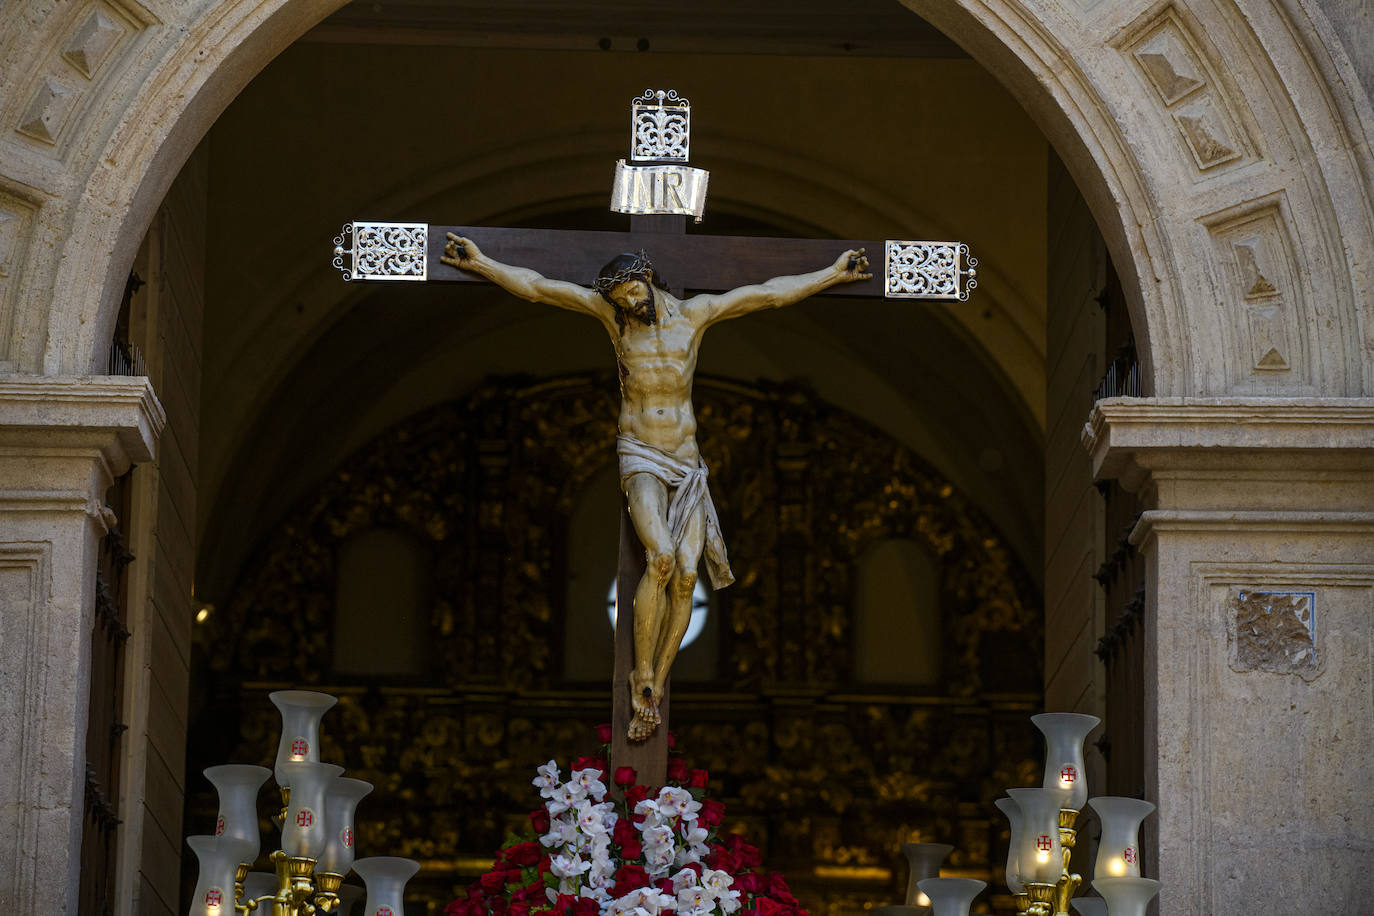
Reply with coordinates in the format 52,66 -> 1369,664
617,434 -> 735,589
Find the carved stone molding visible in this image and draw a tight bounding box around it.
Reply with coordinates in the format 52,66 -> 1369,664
10,0 -> 155,157
1112,5 -> 1256,178
1198,193 -> 1309,387
0,376 -> 164,470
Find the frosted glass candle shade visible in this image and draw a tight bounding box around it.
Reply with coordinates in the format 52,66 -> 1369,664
242,872 -> 278,906
1032,713 -> 1099,811
271,690 -> 337,786
916,878 -> 985,916
280,761 -> 344,859
902,842 -> 953,907
994,796 -> 1024,894
338,884 -> 366,916
1092,877 -> 1161,916
1086,796 -> 1155,880
354,856 -> 421,916
205,764 -> 271,862
320,776 -> 373,875
1068,897 -> 1107,916
1006,788 -> 1063,887
188,835 -> 256,916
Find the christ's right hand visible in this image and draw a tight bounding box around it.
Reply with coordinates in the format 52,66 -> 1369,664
442,233 -> 481,269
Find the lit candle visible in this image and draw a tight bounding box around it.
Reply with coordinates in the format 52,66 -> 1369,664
187,835 -> 255,916
1092,876 -> 1161,916
1085,796 -> 1154,881
270,690 -> 337,787
994,796 -> 1023,895
353,857 -> 421,916
901,842 -> 952,909
204,764 -> 270,864
916,878 -> 986,916
1006,788 -> 1066,887
1031,713 -> 1099,812
279,761 -> 344,860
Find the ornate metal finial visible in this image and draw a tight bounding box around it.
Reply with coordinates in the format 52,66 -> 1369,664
333,221 -> 428,282
883,241 -> 979,301
630,89 -> 690,163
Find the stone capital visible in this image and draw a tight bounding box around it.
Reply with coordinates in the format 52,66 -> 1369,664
1082,397 -> 1374,514
0,376 -> 165,528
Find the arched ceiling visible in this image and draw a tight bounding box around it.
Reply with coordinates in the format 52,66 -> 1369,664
192,14 -> 1053,602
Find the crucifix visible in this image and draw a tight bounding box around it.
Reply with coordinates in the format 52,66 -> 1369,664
331,88 -> 977,784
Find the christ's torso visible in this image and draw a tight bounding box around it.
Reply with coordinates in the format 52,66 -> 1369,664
613,295 -> 701,460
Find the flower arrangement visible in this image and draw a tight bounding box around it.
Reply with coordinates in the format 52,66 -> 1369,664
446,731 -> 808,916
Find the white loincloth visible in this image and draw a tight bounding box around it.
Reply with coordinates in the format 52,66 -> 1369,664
617,435 -> 735,589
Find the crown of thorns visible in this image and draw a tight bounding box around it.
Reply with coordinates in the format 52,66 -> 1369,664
593,250 -> 655,294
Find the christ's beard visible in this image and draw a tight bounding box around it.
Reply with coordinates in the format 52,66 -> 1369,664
632,296 -> 657,325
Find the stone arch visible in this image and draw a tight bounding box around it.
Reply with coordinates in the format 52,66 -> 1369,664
2,0 -> 1369,395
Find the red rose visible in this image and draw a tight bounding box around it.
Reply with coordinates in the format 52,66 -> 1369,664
706,846 -> 737,872
551,894 -> 576,916
530,808 -> 551,834
619,839 -> 643,860
735,874 -> 762,894
700,798 -> 726,827
514,884 -> 545,904
572,898 -> 598,916
767,874 -> 798,906
613,820 -> 637,846
572,755 -> 608,779
596,723 -> 614,744
510,905 -> 532,916
537,857 -> 551,876
757,899 -> 786,916
614,766 -> 638,788
684,862 -> 703,877
625,784 -> 650,807
667,731 -> 677,749
503,841 -> 542,867
736,843 -> 762,869
491,898 -> 510,916
687,768 -> 709,788
655,879 -> 676,895
667,758 -> 688,782
480,871 -> 509,892
614,864 -> 650,892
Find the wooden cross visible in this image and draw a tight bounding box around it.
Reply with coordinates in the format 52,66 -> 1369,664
332,93 -> 975,786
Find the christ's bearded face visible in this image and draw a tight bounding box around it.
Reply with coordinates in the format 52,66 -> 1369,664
610,279 -> 656,325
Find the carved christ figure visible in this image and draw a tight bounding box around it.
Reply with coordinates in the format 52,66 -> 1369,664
442,234 -> 871,739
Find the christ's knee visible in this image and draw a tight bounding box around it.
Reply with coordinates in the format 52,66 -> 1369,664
671,568 -> 698,601
648,551 -> 674,584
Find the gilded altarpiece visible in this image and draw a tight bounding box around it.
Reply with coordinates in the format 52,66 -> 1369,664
190,375 -> 1042,914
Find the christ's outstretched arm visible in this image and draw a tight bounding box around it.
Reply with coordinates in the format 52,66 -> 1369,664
686,248 -> 872,327
442,233 -> 617,329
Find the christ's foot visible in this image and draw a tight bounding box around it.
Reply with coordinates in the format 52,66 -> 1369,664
627,682 -> 662,741
628,705 -> 659,741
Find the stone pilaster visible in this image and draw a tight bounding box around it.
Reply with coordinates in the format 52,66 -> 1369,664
0,376 -> 163,914
1084,398 -> 1374,915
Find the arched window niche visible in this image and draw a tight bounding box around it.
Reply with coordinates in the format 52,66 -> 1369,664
333,527 -> 433,678
852,538 -> 942,686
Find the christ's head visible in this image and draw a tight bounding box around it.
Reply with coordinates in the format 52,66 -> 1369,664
595,251 -> 667,331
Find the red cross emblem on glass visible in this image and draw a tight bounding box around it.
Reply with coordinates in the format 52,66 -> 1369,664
1059,764 -> 1078,783
1036,834 -> 1053,852
341,826 -> 354,848
205,888 -> 223,906
296,808 -> 314,828
377,907 -> 394,916
291,737 -> 309,758
1124,846 -> 1138,864
214,815 -> 225,836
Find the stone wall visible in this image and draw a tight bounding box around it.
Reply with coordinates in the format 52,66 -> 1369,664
1043,153 -> 1106,728
113,144 -> 207,916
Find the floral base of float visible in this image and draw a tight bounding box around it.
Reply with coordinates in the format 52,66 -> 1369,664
447,732 -> 808,916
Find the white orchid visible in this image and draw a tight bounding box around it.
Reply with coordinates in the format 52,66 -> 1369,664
534,760 -> 562,798
655,787 -> 701,822
570,767 -> 609,801
548,781 -> 589,816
